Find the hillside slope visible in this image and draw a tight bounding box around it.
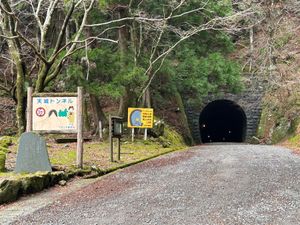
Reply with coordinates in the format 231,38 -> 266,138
235,3 -> 300,144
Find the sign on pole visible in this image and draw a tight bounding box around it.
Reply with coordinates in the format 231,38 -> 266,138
27,87 -> 84,168
128,108 -> 154,128
109,115 -> 123,162
32,96 -> 78,132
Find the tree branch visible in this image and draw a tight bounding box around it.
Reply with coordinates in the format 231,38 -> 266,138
16,31 -> 49,64
51,1 -> 76,61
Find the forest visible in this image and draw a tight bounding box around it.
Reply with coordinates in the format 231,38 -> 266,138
0,0 -> 299,144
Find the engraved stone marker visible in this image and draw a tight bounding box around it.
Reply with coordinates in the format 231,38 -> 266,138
15,132 -> 52,173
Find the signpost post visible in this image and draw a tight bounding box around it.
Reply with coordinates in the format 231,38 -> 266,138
76,87 -> 83,168
109,115 -> 123,162
27,87 -> 84,168
128,108 -> 154,141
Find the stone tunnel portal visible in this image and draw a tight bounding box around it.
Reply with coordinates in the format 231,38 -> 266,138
199,100 -> 247,143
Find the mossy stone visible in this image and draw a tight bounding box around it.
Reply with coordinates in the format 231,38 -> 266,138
271,118 -> 291,144
0,179 -> 22,204
158,136 -> 171,148
20,173 -> 50,194
149,121 -> 165,138
50,171 -> 67,185
76,168 -> 92,177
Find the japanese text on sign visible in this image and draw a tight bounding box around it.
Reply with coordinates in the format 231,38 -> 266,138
128,108 -> 154,128
32,97 -> 77,132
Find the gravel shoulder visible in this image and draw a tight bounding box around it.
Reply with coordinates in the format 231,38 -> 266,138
2,144 -> 300,225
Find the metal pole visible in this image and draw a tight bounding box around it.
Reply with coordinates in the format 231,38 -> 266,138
26,87 -> 33,132
76,87 -> 84,168
117,138 -> 121,161
99,120 -> 102,140
109,115 -> 113,162
132,128 -> 134,142
144,128 -> 148,141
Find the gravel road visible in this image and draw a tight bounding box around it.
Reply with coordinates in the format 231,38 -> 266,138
4,144 -> 300,225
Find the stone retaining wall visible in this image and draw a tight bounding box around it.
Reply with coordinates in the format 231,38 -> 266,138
185,75 -> 265,144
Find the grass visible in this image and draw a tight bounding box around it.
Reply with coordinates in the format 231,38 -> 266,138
281,133 -> 300,154
1,127 -> 188,180
48,138 -> 187,171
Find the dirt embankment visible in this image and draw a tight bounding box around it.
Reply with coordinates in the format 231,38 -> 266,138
234,6 -> 300,145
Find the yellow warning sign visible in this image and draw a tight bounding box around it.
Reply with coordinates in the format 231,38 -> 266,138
128,108 -> 154,128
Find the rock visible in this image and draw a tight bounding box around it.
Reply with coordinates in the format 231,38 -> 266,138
249,136 -> 260,144
58,180 -> 67,186
15,132 -> 52,173
149,120 -> 165,138
158,136 -> 171,148
66,170 -> 77,179
20,175 -> 47,194
0,179 -> 22,204
50,171 -> 67,185
76,168 -> 92,177
52,165 -> 67,171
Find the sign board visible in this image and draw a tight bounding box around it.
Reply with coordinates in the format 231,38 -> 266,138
109,115 -> 123,162
112,118 -> 123,137
32,97 -> 77,132
128,108 -> 154,128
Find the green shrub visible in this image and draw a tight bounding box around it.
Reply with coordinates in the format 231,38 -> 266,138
0,136 -> 13,148
0,151 -> 6,172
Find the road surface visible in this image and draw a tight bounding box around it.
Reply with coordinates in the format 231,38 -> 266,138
1,144 -> 300,225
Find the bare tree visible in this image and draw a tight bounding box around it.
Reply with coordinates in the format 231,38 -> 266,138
0,0 -> 259,134
0,0 -> 105,134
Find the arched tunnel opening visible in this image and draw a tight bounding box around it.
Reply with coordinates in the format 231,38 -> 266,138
199,100 -> 247,143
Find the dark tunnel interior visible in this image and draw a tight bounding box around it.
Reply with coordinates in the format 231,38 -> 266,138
199,100 -> 247,143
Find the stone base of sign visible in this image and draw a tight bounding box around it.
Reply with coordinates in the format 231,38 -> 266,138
15,132 -> 52,173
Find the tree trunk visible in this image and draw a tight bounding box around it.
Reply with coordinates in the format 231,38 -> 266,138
173,89 -> 194,145
83,98 -> 91,132
15,57 -> 26,135
89,94 -> 107,134
1,0 -> 27,135
116,7 -> 131,117
144,88 -> 151,108
118,88 -> 129,117
35,63 -> 51,93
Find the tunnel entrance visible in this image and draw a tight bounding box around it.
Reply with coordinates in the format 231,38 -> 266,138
199,100 -> 247,143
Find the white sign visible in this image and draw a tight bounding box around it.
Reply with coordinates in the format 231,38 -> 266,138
32,97 -> 77,132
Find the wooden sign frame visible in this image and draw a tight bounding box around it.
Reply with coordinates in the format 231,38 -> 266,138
26,87 -> 84,168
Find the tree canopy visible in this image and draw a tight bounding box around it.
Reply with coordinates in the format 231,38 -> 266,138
0,0 -> 257,134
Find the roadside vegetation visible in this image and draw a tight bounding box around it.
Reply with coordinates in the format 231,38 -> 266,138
0,0 -> 299,205
0,124 -> 188,204
1,124 -> 186,176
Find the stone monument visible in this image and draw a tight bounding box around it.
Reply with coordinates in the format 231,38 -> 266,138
15,132 -> 52,173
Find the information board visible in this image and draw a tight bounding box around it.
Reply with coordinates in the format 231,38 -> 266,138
128,108 -> 154,128
32,97 -> 77,132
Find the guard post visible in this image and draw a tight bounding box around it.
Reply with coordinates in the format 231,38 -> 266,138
109,115 -> 123,162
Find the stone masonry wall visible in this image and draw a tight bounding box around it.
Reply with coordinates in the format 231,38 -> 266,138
185,75 -> 265,144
